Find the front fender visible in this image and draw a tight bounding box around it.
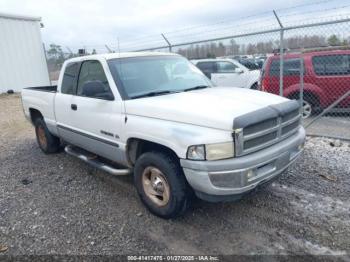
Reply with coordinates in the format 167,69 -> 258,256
247,71 -> 260,89
124,114 -> 233,159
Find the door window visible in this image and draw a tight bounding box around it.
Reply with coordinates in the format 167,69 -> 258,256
61,63 -> 79,94
216,61 -> 237,73
196,62 -> 216,78
269,58 -> 304,76
312,55 -> 350,76
77,60 -> 112,98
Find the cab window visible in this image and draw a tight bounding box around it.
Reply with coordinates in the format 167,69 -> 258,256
196,62 -> 216,78
269,58 -> 304,76
77,60 -> 113,99
216,61 -> 237,73
61,63 -> 79,94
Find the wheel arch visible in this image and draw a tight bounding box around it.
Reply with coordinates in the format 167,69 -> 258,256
285,83 -> 324,107
126,138 -> 180,166
29,108 -> 44,124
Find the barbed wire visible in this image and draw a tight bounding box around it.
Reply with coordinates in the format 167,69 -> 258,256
121,2 -> 350,51
60,0 -> 349,53
118,0 -> 341,44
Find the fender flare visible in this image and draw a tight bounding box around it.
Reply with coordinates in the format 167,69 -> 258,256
284,83 -> 326,106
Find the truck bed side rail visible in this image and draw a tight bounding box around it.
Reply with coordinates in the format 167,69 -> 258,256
24,85 -> 57,93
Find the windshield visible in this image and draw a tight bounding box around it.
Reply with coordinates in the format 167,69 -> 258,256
108,55 -> 212,99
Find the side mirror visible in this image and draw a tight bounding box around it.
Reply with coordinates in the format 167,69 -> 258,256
81,80 -> 114,100
234,68 -> 244,74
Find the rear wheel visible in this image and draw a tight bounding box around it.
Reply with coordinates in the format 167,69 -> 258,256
34,118 -> 60,154
134,151 -> 191,218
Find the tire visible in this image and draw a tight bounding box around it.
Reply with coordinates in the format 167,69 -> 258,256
301,98 -> 313,119
34,118 -> 60,154
290,93 -> 319,119
302,95 -> 321,119
134,151 -> 191,219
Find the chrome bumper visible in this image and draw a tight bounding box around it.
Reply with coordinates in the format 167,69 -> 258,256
180,127 -> 305,200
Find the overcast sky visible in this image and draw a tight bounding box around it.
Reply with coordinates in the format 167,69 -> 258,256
0,0 -> 349,51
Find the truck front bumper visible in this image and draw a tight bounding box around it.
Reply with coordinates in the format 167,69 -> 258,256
180,127 -> 305,202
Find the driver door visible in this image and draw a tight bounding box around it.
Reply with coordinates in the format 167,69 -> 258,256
67,60 -> 125,163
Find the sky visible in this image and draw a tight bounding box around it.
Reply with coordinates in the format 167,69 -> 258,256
0,0 -> 349,52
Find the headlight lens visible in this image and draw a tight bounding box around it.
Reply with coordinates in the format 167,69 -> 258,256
187,145 -> 206,160
187,142 -> 234,161
206,142 -> 234,160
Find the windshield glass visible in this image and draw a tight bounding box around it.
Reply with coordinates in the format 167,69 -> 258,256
108,55 -> 212,99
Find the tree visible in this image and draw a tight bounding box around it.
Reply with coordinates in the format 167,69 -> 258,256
328,35 -> 341,46
229,39 -> 240,55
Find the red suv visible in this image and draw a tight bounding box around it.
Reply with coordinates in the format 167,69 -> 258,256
260,49 -> 350,118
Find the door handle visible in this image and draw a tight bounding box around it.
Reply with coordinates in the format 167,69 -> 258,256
71,104 -> 77,111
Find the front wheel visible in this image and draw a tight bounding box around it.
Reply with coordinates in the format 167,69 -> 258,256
134,151 -> 191,218
302,99 -> 313,119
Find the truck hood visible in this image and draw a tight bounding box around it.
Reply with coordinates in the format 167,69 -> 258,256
124,87 -> 288,131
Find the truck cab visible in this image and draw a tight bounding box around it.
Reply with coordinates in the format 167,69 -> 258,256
21,52 -> 305,218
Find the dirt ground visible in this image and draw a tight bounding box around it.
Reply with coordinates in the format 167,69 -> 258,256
0,94 -> 349,258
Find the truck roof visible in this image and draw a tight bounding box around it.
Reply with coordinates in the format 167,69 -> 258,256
66,52 -> 179,63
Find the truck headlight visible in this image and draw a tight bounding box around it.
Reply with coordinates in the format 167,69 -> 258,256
206,142 -> 234,160
187,142 -> 234,161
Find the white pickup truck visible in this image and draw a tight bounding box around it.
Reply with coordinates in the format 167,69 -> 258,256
21,52 -> 305,218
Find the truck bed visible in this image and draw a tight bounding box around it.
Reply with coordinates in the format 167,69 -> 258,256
21,85 -> 58,135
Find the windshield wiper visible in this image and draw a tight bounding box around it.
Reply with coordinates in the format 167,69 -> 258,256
131,90 -> 178,99
183,85 -> 210,92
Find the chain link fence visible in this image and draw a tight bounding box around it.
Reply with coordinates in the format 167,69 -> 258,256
45,5 -> 350,140
124,16 -> 350,140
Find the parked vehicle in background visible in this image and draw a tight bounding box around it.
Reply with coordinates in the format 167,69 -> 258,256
237,58 -> 262,70
192,58 -> 260,89
21,52 -> 305,218
260,49 -> 350,118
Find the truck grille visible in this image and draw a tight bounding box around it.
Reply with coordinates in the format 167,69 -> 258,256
233,101 -> 301,156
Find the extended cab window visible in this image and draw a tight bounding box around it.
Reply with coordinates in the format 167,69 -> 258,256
61,63 -> 78,94
77,60 -> 112,99
312,54 -> 350,76
269,58 -> 304,76
216,61 -> 237,73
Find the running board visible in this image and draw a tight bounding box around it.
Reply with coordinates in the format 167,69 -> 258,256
64,145 -> 130,176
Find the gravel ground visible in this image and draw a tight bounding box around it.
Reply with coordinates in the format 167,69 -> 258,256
304,116 -> 350,140
0,94 -> 349,257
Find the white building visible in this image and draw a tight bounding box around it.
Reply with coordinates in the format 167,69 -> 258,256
0,12 -> 50,93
